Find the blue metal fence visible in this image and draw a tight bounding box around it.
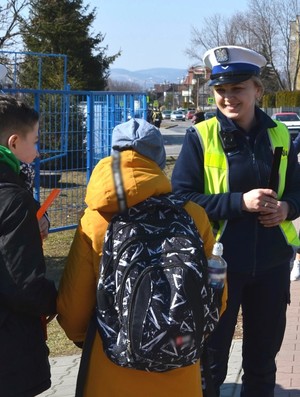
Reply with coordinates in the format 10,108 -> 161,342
2,88 -> 148,232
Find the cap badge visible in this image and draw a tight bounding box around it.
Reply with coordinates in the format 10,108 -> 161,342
214,48 -> 229,63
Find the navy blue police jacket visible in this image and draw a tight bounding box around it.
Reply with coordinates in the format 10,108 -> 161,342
172,107 -> 300,274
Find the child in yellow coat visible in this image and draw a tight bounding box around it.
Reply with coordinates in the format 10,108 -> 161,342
57,118 -> 227,397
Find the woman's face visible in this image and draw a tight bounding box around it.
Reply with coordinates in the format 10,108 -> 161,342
213,79 -> 261,131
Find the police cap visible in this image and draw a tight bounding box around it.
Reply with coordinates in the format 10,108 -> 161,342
203,45 -> 267,86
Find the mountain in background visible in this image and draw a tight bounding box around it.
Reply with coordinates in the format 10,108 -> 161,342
109,67 -> 188,88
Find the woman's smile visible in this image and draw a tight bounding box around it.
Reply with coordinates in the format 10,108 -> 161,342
214,79 -> 260,131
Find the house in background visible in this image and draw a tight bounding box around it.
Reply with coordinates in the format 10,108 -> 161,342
184,65 -> 211,109
153,65 -> 212,109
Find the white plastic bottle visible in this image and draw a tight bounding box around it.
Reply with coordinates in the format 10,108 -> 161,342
207,242 -> 227,289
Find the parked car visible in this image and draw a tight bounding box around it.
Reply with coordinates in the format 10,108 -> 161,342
162,110 -> 171,119
186,110 -> 195,119
204,111 -> 216,120
170,110 -> 186,121
271,112 -> 300,140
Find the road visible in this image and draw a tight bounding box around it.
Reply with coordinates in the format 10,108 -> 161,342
161,119 -> 191,157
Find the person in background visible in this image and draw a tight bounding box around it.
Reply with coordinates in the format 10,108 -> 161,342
172,45 -> 300,397
290,134 -> 300,281
292,132 -> 300,155
152,107 -> 163,128
291,239 -> 300,281
0,94 -> 57,397
192,111 -> 205,125
146,107 -> 153,124
57,118 -> 226,397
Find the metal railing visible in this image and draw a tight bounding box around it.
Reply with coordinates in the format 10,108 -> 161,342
2,87 -> 148,231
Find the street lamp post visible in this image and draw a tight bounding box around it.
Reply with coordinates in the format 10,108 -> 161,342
172,84 -> 175,110
177,77 -> 181,108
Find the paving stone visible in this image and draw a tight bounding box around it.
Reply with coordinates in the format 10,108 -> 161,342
37,282 -> 300,396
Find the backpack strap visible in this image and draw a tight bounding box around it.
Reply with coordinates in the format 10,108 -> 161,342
112,150 -> 127,212
75,315 -> 97,397
139,194 -> 188,212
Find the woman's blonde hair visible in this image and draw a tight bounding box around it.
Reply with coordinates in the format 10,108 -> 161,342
251,76 -> 265,101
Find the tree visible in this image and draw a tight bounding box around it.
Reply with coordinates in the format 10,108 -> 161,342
187,0 -> 300,91
19,0 -> 120,90
0,0 -> 29,49
0,0 -> 30,86
107,79 -> 143,92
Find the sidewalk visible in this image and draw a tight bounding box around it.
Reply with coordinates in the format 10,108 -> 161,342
275,280 -> 300,396
39,281 -> 300,397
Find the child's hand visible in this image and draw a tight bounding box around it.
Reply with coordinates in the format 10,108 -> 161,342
39,215 -> 49,240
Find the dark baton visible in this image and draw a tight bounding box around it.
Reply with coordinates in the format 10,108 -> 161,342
268,146 -> 283,192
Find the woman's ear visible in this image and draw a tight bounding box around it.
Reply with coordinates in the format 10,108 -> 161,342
7,134 -> 18,151
255,85 -> 263,101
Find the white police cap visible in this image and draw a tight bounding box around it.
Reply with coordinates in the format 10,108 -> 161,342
203,45 -> 267,86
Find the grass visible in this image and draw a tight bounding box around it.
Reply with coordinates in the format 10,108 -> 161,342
43,157 -> 242,357
44,229 -> 82,356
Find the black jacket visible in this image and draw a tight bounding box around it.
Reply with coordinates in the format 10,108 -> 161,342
0,163 -> 57,397
172,108 -> 300,274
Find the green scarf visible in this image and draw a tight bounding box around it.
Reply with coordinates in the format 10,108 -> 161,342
0,145 -> 20,174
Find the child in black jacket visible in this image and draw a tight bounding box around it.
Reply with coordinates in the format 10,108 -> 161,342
0,94 -> 57,397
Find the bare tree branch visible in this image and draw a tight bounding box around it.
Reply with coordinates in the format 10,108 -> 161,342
187,0 -> 300,91
0,0 -> 30,49
186,15 -> 229,65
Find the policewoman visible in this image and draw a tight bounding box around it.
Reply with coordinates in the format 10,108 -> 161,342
172,46 -> 300,397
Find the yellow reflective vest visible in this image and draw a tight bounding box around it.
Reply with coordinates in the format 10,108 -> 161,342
195,118 -> 300,246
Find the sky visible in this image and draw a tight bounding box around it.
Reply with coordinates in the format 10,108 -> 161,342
87,0 -> 250,72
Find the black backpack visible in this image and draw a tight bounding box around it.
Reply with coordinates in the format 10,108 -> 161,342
95,193 -> 219,372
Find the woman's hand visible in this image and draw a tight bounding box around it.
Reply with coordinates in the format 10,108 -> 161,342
258,201 -> 289,227
242,188 -> 289,227
242,188 -> 277,212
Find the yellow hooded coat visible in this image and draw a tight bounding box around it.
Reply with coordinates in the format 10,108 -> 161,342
57,150 -> 226,397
